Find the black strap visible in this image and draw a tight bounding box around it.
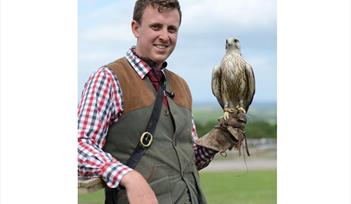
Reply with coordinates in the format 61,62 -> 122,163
105,75 -> 166,204
126,84 -> 165,168
105,188 -> 119,204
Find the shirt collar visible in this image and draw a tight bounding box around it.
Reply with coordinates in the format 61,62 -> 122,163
126,46 -> 168,79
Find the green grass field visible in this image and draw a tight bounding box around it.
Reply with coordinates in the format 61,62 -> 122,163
79,170 -> 276,204
200,170 -> 276,204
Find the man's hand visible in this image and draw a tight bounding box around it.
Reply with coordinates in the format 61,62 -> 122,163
196,111 -> 248,154
120,170 -> 158,204
219,112 -> 247,130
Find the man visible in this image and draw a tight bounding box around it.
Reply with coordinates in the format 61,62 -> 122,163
78,0 -> 246,203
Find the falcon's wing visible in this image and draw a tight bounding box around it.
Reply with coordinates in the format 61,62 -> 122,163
244,63 -> 255,112
211,65 -> 224,109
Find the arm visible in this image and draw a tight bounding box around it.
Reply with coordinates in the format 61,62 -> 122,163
78,67 -> 132,188
191,118 -> 218,170
195,112 -> 247,156
192,112 -> 248,170
120,171 -> 158,204
78,67 -> 158,203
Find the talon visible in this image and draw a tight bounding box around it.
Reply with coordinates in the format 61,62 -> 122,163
220,151 -> 227,157
236,106 -> 246,114
223,111 -> 230,120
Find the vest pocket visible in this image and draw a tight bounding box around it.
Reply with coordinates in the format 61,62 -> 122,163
147,164 -> 172,203
181,162 -> 206,204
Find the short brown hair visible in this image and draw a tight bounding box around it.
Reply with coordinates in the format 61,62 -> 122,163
133,0 -> 182,25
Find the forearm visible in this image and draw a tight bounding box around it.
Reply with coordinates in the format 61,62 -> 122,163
191,117 -> 218,170
195,112 -> 248,159
194,144 -> 217,170
120,170 -> 158,204
78,138 -> 132,188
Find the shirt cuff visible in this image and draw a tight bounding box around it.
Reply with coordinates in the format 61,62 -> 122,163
195,145 -> 218,170
100,161 -> 133,188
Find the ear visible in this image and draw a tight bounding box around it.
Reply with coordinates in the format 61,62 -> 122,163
131,20 -> 140,38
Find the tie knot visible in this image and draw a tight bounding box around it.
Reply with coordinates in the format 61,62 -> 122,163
148,69 -> 163,82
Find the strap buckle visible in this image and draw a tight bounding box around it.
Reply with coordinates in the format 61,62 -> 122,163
140,132 -> 153,148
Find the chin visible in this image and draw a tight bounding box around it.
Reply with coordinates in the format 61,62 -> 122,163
152,55 -> 169,65
150,48 -> 173,63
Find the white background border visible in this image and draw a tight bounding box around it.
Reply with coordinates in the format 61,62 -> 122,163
1,0 -> 77,203
278,0 -> 350,203
1,0 -> 350,203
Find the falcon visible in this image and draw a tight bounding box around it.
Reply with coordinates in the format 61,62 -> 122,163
212,37 -> 255,120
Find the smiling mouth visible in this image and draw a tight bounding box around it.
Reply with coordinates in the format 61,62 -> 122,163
154,44 -> 168,49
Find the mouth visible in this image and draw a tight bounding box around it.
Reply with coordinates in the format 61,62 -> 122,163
154,44 -> 169,50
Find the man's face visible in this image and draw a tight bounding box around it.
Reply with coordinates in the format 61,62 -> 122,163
132,5 -> 180,68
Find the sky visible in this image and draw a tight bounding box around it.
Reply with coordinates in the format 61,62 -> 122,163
78,0 -> 277,105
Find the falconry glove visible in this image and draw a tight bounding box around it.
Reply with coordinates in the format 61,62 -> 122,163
196,112 -> 250,156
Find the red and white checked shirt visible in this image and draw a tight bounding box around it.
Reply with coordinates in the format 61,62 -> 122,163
78,47 -> 217,188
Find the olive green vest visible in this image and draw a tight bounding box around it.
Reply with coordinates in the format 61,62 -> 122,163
103,58 -> 207,204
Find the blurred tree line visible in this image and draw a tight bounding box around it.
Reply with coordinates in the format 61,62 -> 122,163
195,120 -> 277,139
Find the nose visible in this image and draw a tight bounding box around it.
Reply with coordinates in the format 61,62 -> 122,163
158,28 -> 169,42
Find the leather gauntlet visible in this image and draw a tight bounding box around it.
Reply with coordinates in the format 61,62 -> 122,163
196,112 -> 250,156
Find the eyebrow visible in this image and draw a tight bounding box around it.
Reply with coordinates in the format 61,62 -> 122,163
149,23 -> 162,27
149,23 -> 178,30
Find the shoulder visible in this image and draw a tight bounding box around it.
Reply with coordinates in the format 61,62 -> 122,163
105,57 -> 128,72
165,70 -> 189,88
104,57 -> 137,81
84,66 -> 117,87
165,70 -> 192,109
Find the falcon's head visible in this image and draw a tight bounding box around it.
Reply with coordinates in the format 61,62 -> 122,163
225,37 -> 241,53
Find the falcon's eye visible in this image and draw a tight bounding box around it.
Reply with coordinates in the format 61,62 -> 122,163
234,39 -> 239,43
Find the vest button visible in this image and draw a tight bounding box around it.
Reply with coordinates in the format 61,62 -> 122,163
164,109 -> 170,116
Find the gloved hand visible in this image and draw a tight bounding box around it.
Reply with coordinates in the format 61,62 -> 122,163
195,112 -> 249,156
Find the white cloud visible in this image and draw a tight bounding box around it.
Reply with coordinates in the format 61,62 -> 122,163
79,1 -> 134,44
89,2 -> 133,21
247,55 -> 276,72
181,0 -> 276,32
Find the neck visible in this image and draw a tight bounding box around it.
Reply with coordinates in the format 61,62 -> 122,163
153,63 -> 163,70
133,49 -> 162,69
226,48 -> 241,55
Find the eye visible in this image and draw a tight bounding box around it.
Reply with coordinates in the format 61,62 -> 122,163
150,24 -> 161,31
234,39 -> 239,43
168,26 -> 178,34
